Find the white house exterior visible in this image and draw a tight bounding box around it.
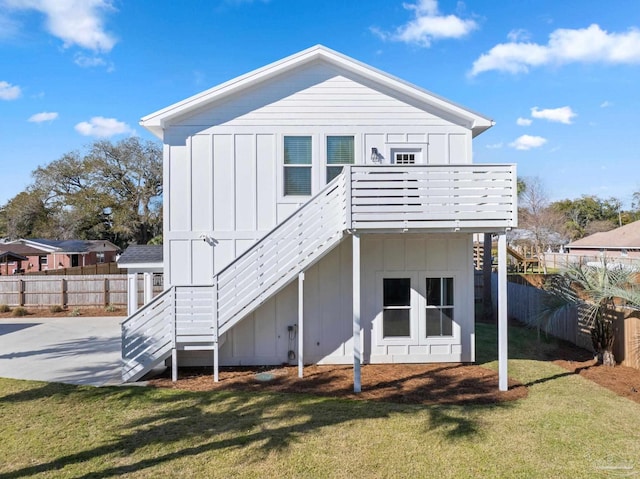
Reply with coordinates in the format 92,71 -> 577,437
123,45 -> 516,391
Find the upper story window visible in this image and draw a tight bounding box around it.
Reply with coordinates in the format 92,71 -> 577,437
284,136 -> 312,196
326,136 -> 354,183
395,152 -> 416,164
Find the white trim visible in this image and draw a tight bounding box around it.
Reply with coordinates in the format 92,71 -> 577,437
140,45 -> 494,139
298,272 -> 305,378
353,234 -> 361,393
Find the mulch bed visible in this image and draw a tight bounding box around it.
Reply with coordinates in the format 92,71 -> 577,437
149,363 -> 528,405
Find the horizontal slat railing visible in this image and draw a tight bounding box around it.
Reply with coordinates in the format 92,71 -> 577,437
348,164 -> 517,231
121,287 -> 174,382
216,175 -> 347,334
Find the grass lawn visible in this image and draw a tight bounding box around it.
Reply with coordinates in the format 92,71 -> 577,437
2,324 -> 640,478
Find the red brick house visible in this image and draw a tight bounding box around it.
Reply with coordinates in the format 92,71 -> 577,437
0,239 -> 120,275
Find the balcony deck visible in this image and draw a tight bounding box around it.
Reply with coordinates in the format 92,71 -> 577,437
346,164 -> 517,233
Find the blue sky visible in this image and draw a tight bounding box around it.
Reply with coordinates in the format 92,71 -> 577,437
1,0 -> 639,207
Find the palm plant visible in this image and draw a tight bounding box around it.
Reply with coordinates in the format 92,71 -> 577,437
542,259 -> 639,366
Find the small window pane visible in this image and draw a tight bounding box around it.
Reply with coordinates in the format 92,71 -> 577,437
443,277 -> 454,306
442,310 -> 453,336
383,309 -> 410,337
426,278 -> 441,306
284,167 -> 311,196
426,309 -> 441,336
384,278 -> 410,306
284,136 -> 311,165
327,136 -> 354,165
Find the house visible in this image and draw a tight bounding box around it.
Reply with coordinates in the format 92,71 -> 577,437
566,220 -> 640,260
117,244 -> 164,314
0,239 -> 120,274
123,45 -> 516,391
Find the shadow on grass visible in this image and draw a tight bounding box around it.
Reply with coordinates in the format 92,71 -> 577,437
0,376 -> 518,478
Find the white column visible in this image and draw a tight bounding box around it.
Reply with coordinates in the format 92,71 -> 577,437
213,281 -> 219,382
352,233 -> 361,393
498,233 -> 508,391
143,272 -> 153,305
298,272 -> 305,378
127,273 -> 138,316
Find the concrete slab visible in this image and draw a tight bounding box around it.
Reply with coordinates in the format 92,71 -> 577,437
0,316 -> 124,386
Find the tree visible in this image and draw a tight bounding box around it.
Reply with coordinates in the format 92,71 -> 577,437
517,177 -> 567,273
1,137 -> 162,247
551,195 -> 623,240
544,261 -> 639,366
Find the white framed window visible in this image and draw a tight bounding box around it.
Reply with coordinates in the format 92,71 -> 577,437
382,278 -> 412,338
326,136 -> 354,183
283,136 -> 312,196
391,148 -> 422,165
96,252 -> 105,263
425,277 -> 454,337
377,272 -> 457,345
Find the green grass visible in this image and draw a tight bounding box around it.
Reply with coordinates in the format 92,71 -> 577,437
2,324 -> 640,478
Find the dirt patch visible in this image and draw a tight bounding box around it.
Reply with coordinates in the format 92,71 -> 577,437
554,359 -> 640,404
149,363 -> 527,406
0,307 -> 125,319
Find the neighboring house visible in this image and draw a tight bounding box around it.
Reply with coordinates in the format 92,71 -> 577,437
0,239 -> 120,273
0,251 -> 28,276
566,220 -> 640,260
118,244 -> 164,315
123,45 -> 517,391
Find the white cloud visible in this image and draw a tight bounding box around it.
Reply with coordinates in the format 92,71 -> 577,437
516,117 -> 532,126
507,29 -> 530,42
28,111 -> 58,122
600,100 -> 613,108
75,116 -> 133,137
485,142 -> 503,149
372,0 -> 477,47
3,0 -> 117,52
531,106 -> 576,124
470,24 -> 640,76
510,135 -> 547,150
74,53 -> 106,67
0,80 -> 21,100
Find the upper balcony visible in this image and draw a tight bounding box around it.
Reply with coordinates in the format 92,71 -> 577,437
343,164 -> 517,233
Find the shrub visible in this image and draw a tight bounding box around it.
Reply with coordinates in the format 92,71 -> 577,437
49,305 -> 64,313
0,304 -> 10,313
68,308 -> 81,317
105,304 -> 118,313
12,307 -> 28,317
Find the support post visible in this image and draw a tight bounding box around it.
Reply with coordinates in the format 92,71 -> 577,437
127,273 -> 138,316
298,272 -> 305,378
213,281 -> 219,382
143,272 -> 153,305
171,286 -> 178,382
498,233 -> 508,391
352,233 -> 361,393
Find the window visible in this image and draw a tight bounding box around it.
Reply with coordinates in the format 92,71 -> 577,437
395,152 -> 416,164
425,277 -> 454,337
383,278 -> 411,337
326,136 -> 354,183
96,252 -> 105,263
284,136 -> 312,196
39,255 -> 48,266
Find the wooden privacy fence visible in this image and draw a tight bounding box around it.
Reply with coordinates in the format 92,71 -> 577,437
489,273 -> 640,369
0,274 -> 162,309
21,262 -> 124,276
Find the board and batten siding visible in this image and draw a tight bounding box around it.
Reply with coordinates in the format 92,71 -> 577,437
177,233 -> 474,367
164,63 -> 474,287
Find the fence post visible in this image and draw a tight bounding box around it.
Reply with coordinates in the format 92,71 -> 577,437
18,279 -> 24,306
61,278 -> 66,307
103,277 -> 109,307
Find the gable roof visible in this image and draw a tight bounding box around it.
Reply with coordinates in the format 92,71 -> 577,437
566,220 -> 640,250
140,45 -> 494,139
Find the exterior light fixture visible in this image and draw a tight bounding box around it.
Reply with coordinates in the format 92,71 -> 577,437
371,147 -> 379,163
